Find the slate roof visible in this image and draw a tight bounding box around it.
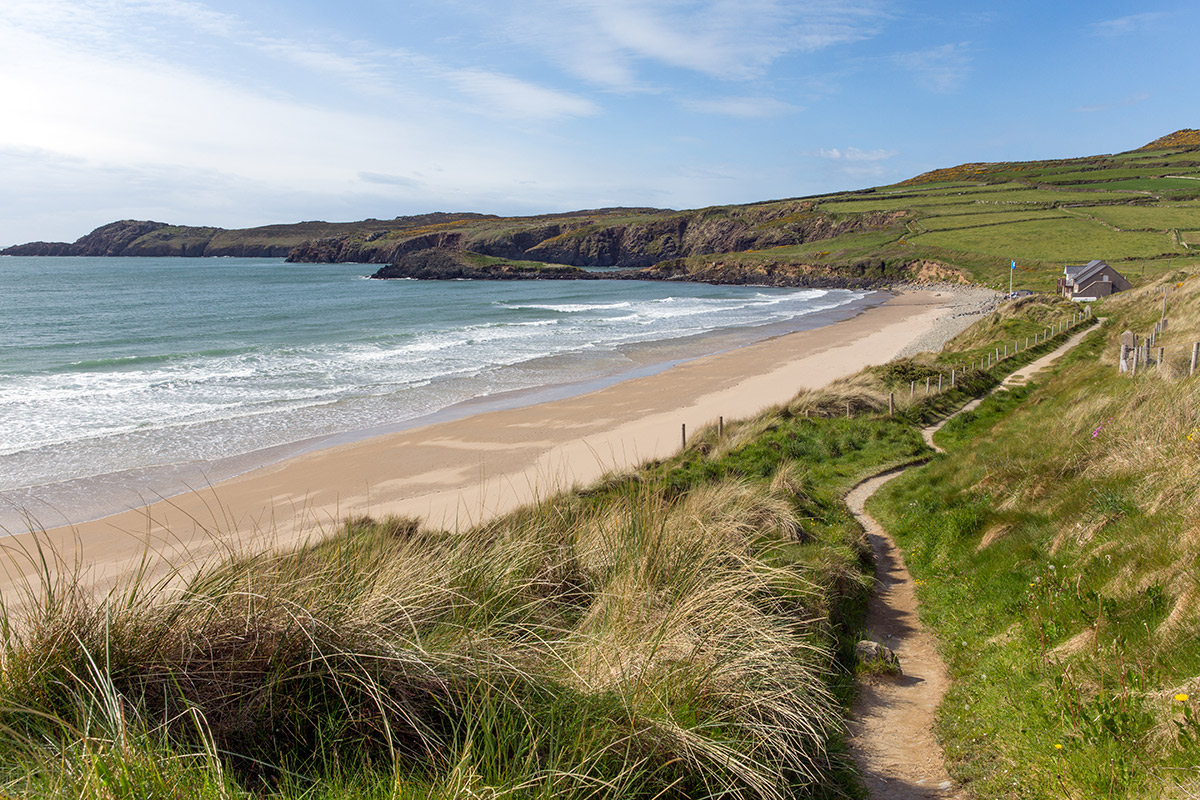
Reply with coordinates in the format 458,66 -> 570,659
1064,259 -> 1108,286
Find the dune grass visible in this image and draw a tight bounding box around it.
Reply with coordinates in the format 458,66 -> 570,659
0,400 -> 940,798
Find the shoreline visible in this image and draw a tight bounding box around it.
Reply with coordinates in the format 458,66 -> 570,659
1,287 -> 888,534
0,286 -> 995,597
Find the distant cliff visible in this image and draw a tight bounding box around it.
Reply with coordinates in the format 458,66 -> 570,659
289,203 -> 904,270
1,220 -> 294,258
0,213 -> 496,258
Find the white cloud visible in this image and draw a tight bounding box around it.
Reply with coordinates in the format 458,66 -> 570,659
681,95 -> 799,117
1089,12 -> 1166,37
892,42 -> 971,93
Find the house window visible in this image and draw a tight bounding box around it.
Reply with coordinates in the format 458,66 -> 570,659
1103,275 -> 1109,282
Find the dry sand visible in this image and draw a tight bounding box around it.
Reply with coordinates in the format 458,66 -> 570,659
0,287 -> 993,597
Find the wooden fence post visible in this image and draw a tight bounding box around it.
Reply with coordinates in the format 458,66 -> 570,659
889,392 -> 894,416
1192,342 -> 1199,376
925,376 -> 930,395
938,374 -> 943,391
1157,347 -> 1164,370
951,368 -> 955,387
719,416 -> 724,437
682,423 -> 686,449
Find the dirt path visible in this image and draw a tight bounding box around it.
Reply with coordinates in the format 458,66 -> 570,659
844,321 -> 1101,799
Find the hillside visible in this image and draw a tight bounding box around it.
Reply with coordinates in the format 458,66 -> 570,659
5,130 -> 1199,290
870,273 -> 1200,797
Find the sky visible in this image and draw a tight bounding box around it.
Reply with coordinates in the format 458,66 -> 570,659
1,0 -> 1197,246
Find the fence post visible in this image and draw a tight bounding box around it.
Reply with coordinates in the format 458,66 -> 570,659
911,380 -> 915,398
682,423 -> 686,449
719,416 -> 724,437
1158,347 -> 1164,370
1192,342 -> 1199,376
939,374 -> 943,391
925,376 -> 930,395
951,368 -> 955,387
889,392 -> 894,416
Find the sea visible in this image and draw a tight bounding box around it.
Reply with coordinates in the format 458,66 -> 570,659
0,256 -> 879,532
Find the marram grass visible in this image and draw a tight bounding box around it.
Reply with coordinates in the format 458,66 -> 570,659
0,474 -> 862,799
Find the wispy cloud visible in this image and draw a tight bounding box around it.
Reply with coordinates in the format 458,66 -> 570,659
681,96 -> 799,117
445,69 -> 600,120
892,42 -> 972,93
1089,12 -> 1166,37
492,0 -> 888,90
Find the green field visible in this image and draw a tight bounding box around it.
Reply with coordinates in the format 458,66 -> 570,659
1071,204 -> 1200,230
914,209 -> 1069,231
1086,177 -> 1200,193
910,217 -> 1184,262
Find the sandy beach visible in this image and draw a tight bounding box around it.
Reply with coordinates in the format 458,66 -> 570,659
0,287 -> 994,596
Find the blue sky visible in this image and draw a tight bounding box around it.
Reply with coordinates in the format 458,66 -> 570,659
1,0 -> 1197,245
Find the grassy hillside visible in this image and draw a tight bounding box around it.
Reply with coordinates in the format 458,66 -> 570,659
869,273 -> 1200,798
677,135 -> 1200,292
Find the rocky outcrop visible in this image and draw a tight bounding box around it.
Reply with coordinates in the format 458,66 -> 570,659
370,248 -> 597,280
638,255 -> 918,289
369,246 -> 941,289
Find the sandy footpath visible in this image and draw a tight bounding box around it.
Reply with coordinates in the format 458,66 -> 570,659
0,288 -> 992,596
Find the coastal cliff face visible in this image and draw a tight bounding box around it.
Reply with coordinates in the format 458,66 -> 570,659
290,203 -> 903,269
370,248 -> 600,280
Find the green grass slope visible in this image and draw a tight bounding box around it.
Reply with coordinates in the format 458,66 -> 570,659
869,272 -> 1200,798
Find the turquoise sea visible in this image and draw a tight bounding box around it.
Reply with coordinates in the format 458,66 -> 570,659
0,256 -> 876,531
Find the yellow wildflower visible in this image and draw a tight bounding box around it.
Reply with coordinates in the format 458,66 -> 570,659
1176,693 -> 1189,702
